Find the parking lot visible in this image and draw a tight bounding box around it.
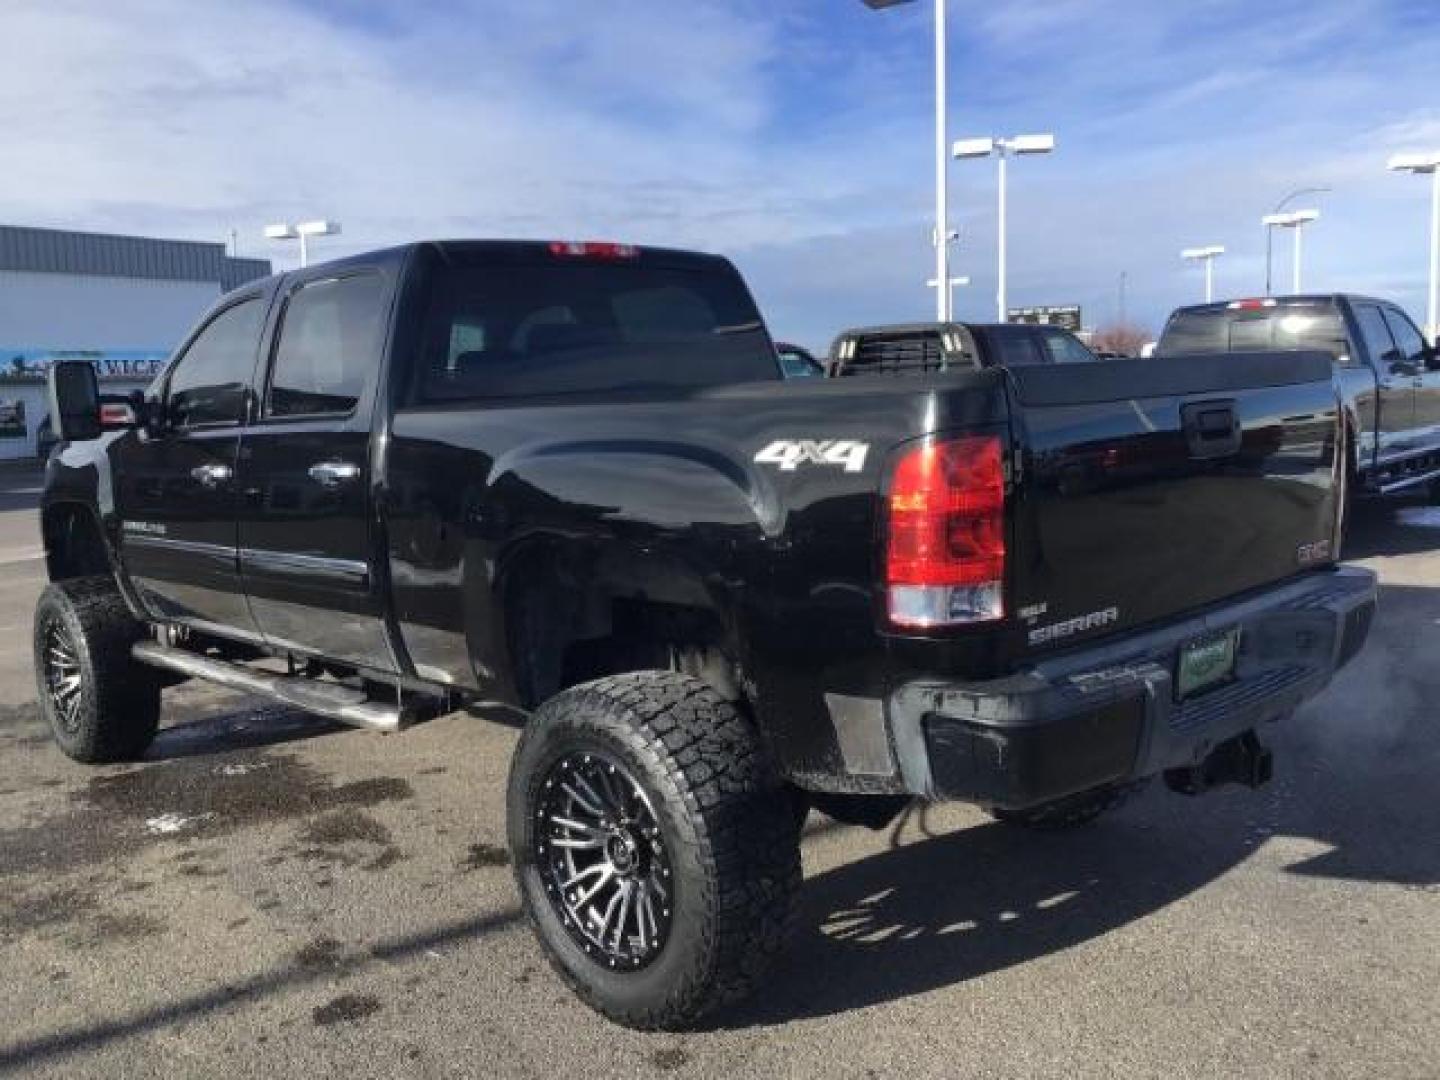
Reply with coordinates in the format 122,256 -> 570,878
0,462 -> 1436,1079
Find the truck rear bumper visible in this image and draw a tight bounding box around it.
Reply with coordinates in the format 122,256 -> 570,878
888,567 -> 1377,809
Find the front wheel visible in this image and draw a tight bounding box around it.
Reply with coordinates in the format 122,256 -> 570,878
506,672 -> 801,1030
33,577 -> 160,763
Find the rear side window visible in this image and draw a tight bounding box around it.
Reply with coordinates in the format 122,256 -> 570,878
1038,328 -> 1096,364
1352,305 -> 1397,366
414,259 -> 778,403
267,274 -> 386,418
1160,304 -> 1349,359
1381,307 -> 1428,368
982,326 -> 1045,367
167,298 -> 264,428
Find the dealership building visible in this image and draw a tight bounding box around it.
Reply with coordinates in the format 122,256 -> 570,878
0,225 -> 271,460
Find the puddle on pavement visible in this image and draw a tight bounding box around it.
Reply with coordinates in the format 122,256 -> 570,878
0,745 -> 414,879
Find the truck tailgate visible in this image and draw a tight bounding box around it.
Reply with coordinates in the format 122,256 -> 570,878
1007,352 -> 1341,653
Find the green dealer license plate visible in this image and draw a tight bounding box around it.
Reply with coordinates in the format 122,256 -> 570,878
1177,628 -> 1240,699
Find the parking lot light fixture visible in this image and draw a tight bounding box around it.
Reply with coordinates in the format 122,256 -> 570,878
926,274 -> 971,315
1181,245 -> 1226,303
1261,210 -> 1319,294
1263,187 -> 1328,296
860,0 -> 954,320
1388,152 -> 1440,341
264,219 -> 341,268
953,133 -> 1056,321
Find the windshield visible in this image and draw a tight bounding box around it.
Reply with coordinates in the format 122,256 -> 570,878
1159,302 -> 1349,358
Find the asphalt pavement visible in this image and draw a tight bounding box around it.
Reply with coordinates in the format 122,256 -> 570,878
0,463 -> 1436,1078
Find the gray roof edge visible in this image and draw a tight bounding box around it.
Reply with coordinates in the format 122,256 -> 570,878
0,224 -> 272,285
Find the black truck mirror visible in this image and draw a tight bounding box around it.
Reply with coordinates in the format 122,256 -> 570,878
47,360 -> 102,442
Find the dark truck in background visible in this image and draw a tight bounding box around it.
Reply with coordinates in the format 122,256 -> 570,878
37,240 -> 1374,1029
1157,295 -> 1440,502
829,319 -> 1099,375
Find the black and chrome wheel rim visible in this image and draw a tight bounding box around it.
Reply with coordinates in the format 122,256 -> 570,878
42,616 -> 83,734
534,750 -> 673,970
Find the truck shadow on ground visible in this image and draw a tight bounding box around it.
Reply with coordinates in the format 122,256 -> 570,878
729,578 -> 1439,1027
1343,496 -> 1440,559
144,702 -> 345,761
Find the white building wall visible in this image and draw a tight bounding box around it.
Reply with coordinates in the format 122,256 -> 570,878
0,270 -> 220,349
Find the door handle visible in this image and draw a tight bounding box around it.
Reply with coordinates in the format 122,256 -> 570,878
190,463 -> 232,488
308,460 -> 362,488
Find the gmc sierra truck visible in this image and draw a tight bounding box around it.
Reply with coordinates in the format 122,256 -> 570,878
36,240 -> 1375,1029
1157,294 -> 1440,501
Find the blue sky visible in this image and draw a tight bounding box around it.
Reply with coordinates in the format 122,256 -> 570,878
1,0 -> 1438,349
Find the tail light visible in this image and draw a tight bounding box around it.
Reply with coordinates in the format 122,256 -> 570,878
885,434 -> 1006,629
548,241 -> 639,259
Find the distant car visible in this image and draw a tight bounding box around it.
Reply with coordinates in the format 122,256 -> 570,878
775,341 -> 823,378
36,415 -> 58,461
828,321 -> 1099,375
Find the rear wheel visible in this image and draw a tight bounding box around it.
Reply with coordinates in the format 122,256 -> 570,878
989,779 -> 1149,830
507,672 -> 800,1030
33,577 -> 160,763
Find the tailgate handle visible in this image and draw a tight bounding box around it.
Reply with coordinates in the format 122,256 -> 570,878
1181,400 -> 1242,460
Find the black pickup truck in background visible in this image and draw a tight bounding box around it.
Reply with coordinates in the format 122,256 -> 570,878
1157,295 -> 1440,502
828,319 -> 1099,376
36,240 -> 1375,1029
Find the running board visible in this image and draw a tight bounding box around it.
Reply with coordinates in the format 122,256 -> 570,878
132,641 -> 405,732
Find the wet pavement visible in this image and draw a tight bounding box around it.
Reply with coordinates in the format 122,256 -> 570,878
0,465 -> 1437,1078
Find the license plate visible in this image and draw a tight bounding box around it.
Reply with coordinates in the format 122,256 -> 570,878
1177,628 -> 1240,699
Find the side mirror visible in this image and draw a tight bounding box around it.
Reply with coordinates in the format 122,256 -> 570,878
1384,350 -> 1417,376
47,360 -> 101,442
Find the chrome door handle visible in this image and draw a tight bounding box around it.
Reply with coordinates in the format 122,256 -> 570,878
308,460 -> 361,488
190,463 -> 232,488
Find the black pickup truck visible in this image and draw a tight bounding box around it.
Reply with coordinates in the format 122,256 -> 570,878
1157,295 -> 1440,501
829,319 -> 1100,375
36,240 -> 1375,1029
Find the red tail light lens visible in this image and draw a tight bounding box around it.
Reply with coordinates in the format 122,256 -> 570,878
885,434 -> 1006,628
548,241 -> 639,259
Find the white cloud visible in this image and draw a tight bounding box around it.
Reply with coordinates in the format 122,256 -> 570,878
0,0 -> 1438,348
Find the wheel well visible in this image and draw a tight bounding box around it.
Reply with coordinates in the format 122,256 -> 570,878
43,504 -> 112,582
502,545 -> 744,709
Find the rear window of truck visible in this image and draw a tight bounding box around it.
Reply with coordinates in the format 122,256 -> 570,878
414,259 -> 779,402
1159,303 -> 1349,359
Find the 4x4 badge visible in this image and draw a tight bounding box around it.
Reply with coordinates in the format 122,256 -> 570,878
754,440 -> 870,474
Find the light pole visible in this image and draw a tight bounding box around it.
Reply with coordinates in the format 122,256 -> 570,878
926,274 -> 971,316
861,0 -> 952,320
1264,187 -> 1327,295
1261,210 -> 1319,294
264,219 -> 342,268
1387,151 -> 1440,341
1181,245 -> 1226,303
954,133 -> 1056,322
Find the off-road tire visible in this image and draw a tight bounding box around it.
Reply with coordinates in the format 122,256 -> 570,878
33,576 -> 160,763
507,671 -> 801,1030
989,779 -> 1150,830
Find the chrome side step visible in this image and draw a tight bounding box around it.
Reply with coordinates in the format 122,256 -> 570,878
1377,465 -> 1440,495
132,641 -> 405,732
